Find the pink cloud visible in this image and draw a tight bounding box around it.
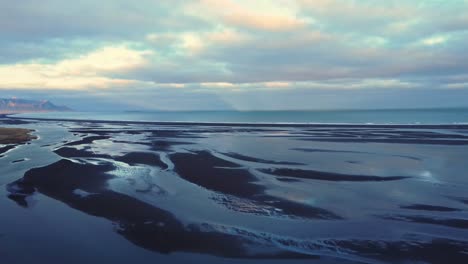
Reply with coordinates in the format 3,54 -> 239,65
192,0 -> 307,31
222,13 -> 306,31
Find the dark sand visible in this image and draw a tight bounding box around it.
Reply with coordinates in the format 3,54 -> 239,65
400,204 -> 461,212
260,168 -> 410,182
222,152 -> 305,165
171,151 -> 341,220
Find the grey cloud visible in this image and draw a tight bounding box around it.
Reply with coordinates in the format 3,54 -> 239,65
0,0 -> 210,42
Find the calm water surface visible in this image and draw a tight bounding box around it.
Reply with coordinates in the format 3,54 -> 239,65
16,108 -> 468,124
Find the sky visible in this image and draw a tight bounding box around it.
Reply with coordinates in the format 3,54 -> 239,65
1,0 -> 468,111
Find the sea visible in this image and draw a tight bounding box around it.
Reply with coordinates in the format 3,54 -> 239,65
14,108 -> 468,124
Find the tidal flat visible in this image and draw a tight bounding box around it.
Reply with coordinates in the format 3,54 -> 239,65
1,116 -> 468,263
0,127 -> 35,145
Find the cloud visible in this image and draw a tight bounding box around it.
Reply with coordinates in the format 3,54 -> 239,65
0,45 -> 152,89
145,29 -> 249,59
297,0 -> 415,32
221,12 -> 306,32
186,0 -> 308,31
444,82 -> 468,89
264,82 -> 292,88
0,0 -> 206,42
297,0 -> 468,45
421,35 -> 450,46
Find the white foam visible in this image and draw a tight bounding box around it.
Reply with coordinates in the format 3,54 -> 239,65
73,189 -> 95,198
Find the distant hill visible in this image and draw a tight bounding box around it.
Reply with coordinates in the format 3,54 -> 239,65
0,98 -> 71,114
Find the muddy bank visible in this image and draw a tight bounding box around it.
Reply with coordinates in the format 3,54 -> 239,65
0,128 -> 35,145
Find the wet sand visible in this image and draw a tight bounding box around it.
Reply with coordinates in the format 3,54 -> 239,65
0,128 -> 35,145
0,128 -> 35,159
1,115 -> 468,263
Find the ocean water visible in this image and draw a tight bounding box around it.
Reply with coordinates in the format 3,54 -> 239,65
15,108 -> 468,124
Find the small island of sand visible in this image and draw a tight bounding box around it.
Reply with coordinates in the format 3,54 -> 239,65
0,127 -> 35,144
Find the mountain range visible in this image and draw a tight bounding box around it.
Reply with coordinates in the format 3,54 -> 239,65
0,98 -> 71,114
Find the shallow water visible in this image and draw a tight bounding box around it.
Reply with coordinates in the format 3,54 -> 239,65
1,116 -> 468,263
